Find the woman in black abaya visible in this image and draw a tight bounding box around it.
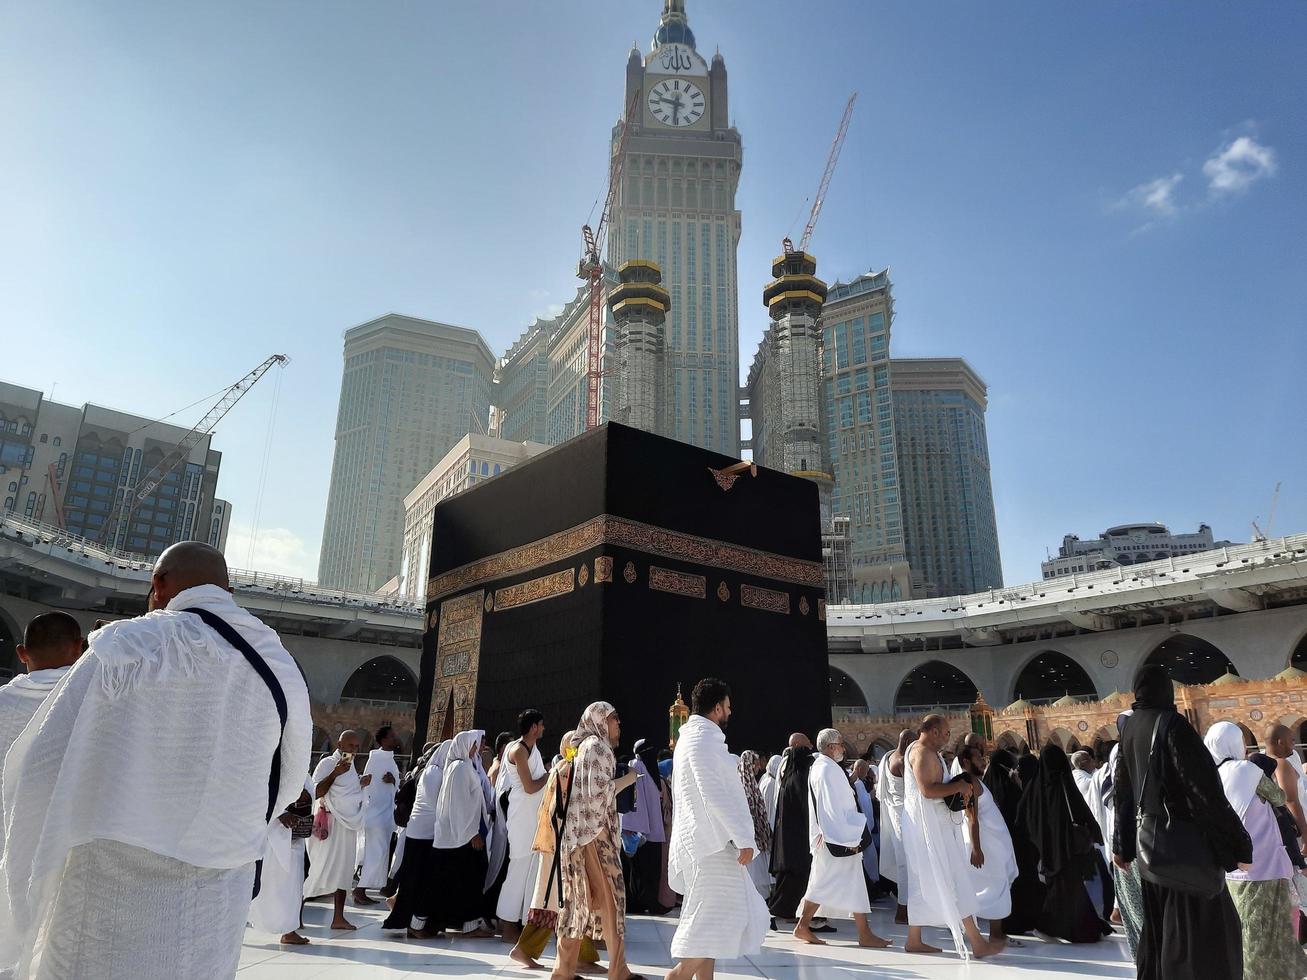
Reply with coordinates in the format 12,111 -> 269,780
1017,743 -> 1113,943
987,749 -> 1045,936
1113,664 -> 1252,980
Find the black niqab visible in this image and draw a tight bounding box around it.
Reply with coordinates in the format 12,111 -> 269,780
1017,743 -> 1103,879
983,748 -> 1022,828
1132,662 -> 1175,712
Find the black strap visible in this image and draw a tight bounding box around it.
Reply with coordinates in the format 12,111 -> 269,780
1136,714 -> 1168,825
185,607 -> 288,898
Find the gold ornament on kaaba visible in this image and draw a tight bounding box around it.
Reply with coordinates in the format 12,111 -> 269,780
717,581 -> 730,602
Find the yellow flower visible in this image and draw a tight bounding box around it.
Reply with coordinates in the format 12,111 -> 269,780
563,745 -> 578,762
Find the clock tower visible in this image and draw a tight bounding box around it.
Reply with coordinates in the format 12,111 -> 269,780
608,0 -> 742,455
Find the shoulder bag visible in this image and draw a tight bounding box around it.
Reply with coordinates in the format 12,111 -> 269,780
184,607 -> 288,900
809,784 -> 872,857
1135,713 -> 1224,898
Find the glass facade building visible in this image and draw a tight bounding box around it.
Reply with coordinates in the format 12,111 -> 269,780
318,315 -> 495,593
890,357 -> 1002,597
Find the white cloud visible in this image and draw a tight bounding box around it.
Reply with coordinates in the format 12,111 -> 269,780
1120,173 -> 1184,217
222,522 -> 317,581
1203,135 -> 1277,194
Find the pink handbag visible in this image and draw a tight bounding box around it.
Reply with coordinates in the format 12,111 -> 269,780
312,806 -> 331,841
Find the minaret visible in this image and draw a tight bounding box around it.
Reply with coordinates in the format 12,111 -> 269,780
607,260 -> 670,433
760,247 -> 833,519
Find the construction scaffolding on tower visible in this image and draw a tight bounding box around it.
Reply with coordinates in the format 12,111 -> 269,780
579,91 -> 641,430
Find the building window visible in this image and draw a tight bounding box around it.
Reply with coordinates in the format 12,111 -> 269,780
39,434 -> 48,444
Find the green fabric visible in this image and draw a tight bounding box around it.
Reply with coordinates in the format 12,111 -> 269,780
1113,861 -> 1143,960
1227,877 -> 1307,980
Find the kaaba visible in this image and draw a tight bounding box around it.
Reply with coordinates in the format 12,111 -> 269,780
415,422 -> 831,756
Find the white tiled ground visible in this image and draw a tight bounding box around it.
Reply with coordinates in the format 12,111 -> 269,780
239,895 -> 1135,978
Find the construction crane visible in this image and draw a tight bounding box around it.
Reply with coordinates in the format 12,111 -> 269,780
580,91 -> 641,430
783,91 -> 858,255
1252,481 -> 1282,543
99,354 -> 289,549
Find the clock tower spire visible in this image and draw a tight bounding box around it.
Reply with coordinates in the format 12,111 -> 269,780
652,0 -> 696,51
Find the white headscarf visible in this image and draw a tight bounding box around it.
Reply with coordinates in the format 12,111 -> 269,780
469,728 -> 495,814
433,730 -> 487,849
1204,721 -> 1262,820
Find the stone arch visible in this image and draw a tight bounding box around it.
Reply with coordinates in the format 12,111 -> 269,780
894,660 -> 978,713
1011,650 -> 1099,704
0,605 -> 21,678
829,666 -> 869,712
1290,627 -> 1307,670
1047,727 -> 1082,753
995,730 -> 1029,754
340,655 -> 419,704
1143,633 -> 1238,686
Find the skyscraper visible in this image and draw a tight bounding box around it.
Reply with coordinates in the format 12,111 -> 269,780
607,0 -> 742,454
0,380 -> 222,557
820,270 -> 912,602
318,314 -> 494,593
890,357 -> 1002,597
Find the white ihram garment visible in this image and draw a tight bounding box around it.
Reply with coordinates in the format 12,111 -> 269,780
356,748 -> 400,888
854,778 -> 879,884
801,753 -> 871,918
960,781 -> 1018,921
668,715 -> 768,961
876,757 -> 907,896
0,667 -> 71,768
304,755 -> 366,896
249,776 -> 315,936
902,744 -> 975,956
0,585 -> 311,980
495,741 -> 546,924
0,666 -> 70,893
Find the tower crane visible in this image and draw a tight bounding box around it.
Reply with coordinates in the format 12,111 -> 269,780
99,354 -> 289,549
783,92 -> 858,255
1252,481 -> 1282,543
580,91 -> 641,430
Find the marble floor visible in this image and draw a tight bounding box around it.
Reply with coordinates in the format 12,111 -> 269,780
238,896 -> 1135,979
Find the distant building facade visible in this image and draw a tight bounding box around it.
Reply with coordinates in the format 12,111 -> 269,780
890,358 -> 1002,597
318,315 -> 495,593
820,270 -> 911,603
497,285 -> 618,449
0,381 -> 222,556
398,434 -> 548,600
1042,523 -> 1233,579
208,498 -> 232,553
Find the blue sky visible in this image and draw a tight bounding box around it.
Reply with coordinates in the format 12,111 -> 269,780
2,1 -> 1303,585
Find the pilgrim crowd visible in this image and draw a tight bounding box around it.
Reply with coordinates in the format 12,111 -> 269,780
0,542 -> 1304,978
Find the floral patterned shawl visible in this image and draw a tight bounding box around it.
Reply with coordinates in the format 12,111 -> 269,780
738,750 -> 772,853
561,701 -> 617,852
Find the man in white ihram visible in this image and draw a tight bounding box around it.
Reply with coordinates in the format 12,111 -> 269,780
794,729 -> 889,949
0,613 -> 83,768
305,730 -> 371,931
353,726 -> 401,906
0,542 -> 311,980
666,678 -> 769,980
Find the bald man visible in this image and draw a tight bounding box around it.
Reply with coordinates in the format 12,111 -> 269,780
1265,725 -> 1307,856
0,541 -> 311,980
305,729 -> 371,930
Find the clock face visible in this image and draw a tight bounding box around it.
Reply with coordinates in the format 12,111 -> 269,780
647,78 -> 705,127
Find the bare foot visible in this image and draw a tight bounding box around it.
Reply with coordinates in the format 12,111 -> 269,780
279,931 -> 309,945
793,925 -> 826,945
905,940 -> 941,954
353,889 -> 379,905
894,905 -> 909,925
509,946 -> 545,970
576,962 -> 608,975
386,894 -> 398,910
972,937 -> 1006,959
462,926 -> 495,939
1110,908 -> 1122,925
858,933 -> 892,949
330,918 -> 357,931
